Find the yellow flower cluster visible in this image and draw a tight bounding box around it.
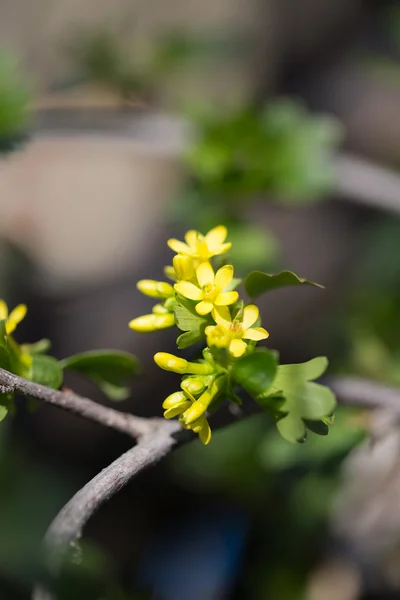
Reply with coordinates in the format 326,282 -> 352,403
129,225 -> 270,445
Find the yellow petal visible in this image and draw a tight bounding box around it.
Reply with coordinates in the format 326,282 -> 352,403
243,326 -> 269,341
174,281 -> 203,301
162,391 -> 187,409
212,306 -> 231,327
164,403 -> 191,419
7,304 -> 27,334
0,300 -> 8,321
229,338 -> 247,357
242,305 -> 259,330
199,419 -> 212,445
196,261 -> 214,287
182,400 -> 208,425
214,291 -> 238,306
204,225 -> 227,251
215,265 -> 234,290
184,229 -> 200,248
164,265 -> 177,281
188,415 -> 206,433
196,300 -> 214,315
167,239 -> 191,255
214,242 -> 232,255
173,254 -> 194,281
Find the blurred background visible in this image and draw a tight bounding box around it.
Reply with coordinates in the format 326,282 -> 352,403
3,0 -> 400,598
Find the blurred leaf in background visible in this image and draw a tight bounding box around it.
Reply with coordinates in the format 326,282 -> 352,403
0,53 -> 29,154
184,99 -> 342,202
334,217 -> 400,384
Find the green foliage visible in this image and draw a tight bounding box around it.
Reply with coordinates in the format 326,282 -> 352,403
60,350 -> 140,401
184,99 -> 342,201
0,53 -> 29,153
65,31 -> 147,100
231,349 -> 278,401
244,269 -> 324,299
174,300 -> 210,349
260,408 -> 366,471
31,355 -> 63,390
264,358 -> 336,443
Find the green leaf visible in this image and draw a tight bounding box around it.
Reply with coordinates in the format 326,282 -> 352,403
177,327 -> 206,349
231,349 -> 278,401
260,408 -> 366,471
245,270 -> 324,299
174,302 -> 208,332
266,357 -> 336,443
31,355 -> 63,389
60,350 -> 139,401
0,320 -> 8,350
21,339 -> 51,355
0,404 -> 7,422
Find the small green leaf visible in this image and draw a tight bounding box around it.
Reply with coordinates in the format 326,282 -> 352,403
31,355 -> 63,389
60,350 -> 139,401
174,302 -> 209,332
21,339 -> 51,355
0,405 -> 7,422
231,349 -> 278,401
244,270 -> 324,299
177,328 -> 206,349
0,320 -> 8,350
266,357 -> 336,443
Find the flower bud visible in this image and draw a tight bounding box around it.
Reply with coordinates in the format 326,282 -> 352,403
181,391 -> 212,425
162,391 -> 187,409
129,313 -> 174,332
181,377 -> 206,396
164,401 -> 191,419
154,352 -> 188,374
152,304 -> 169,315
137,280 -> 174,299
205,325 -> 231,349
164,265 -> 176,281
173,254 -> 194,281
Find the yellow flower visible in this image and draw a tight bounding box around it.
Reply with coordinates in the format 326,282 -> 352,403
168,225 -> 231,261
162,389 -> 212,444
206,305 -> 269,358
0,300 -> 27,335
174,262 -> 238,316
182,414 -> 212,445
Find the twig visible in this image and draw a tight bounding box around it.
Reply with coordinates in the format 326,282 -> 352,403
328,376 -> 400,414
20,369 -> 400,600
0,367 -> 156,439
336,153 -> 400,216
32,419 -> 182,600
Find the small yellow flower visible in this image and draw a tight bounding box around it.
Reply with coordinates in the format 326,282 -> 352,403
168,225 -> 231,261
174,261 -> 238,316
162,391 -> 192,419
182,414 -> 212,445
162,389 -> 212,444
0,300 -> 27,335
206,305 -> 269,358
